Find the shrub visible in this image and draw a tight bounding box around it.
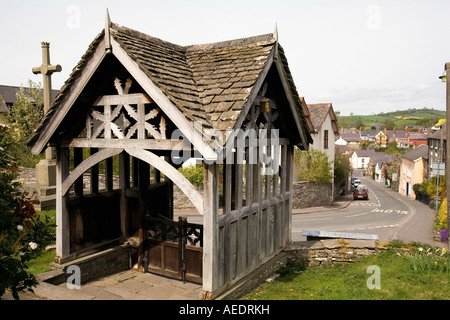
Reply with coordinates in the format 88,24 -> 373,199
435,197 -> 448,243
0,125 -> 55,300
178,164 -> 204,187
294,148 -> 332,183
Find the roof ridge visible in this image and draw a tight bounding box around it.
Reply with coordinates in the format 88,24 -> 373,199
111,23 -> 186,53
185,33 -> 275,51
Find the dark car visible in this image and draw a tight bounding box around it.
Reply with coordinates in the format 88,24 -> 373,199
353,184 -> 369,200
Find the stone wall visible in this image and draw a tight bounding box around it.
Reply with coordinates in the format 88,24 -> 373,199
49,244 -> 130,285
285,239 -> 380,266
292,181 -> 333,209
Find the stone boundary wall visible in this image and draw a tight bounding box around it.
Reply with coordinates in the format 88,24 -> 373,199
220,238 -> 380,299
285,239 -> 380,266
292,182 -> 333,209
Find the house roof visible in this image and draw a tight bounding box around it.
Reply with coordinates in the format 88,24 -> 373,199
402,144 -> 429,162
360,130 -> 377,138
409,133 -> 427,140
306,103 -> 339,135
353,149 -> 376,158
28,20 -> 313,155
386,130 -> 408,139
429,125 -> 446,140
341,132 -> 361,142
0,84 -> 59,112
299,97 -> 315,134
370,152 -> 396,167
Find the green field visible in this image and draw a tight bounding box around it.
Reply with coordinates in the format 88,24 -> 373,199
337,108 -> 446,129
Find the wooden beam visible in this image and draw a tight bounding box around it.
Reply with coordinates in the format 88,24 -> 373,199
93,93 -> 152,106
125,148 -> 204,214
59,138 -> 193,151
56,147 -> 70,259
62,148 -> 123,196
273,54 -> 308,149
119,151 -> 129,239
202,162 -> 219,296
90,148 -> 99,193
232,49 -> 275,134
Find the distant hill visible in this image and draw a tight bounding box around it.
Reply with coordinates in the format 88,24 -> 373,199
337,108 -> 446,129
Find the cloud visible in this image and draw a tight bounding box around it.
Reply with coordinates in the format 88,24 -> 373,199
308,83 -> 446,115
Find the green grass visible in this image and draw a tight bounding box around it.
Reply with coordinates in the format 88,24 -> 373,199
25,209 -> 57,275
26,249 -> 55,275
243,245 -> 449,300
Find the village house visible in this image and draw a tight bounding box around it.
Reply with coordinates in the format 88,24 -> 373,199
375,129 -> 410,148
360,130 -> 377,142
340,131 -> 361,147
399,145 -> 429,198
306,102 -> 339,171
367,152 -> 397,183
427,125 -> 446,179
27,16 -> 313,299
350,149 -> 376,170
409,132 -> 428,147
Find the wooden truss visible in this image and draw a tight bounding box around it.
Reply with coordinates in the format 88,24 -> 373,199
86,78 -> 167,140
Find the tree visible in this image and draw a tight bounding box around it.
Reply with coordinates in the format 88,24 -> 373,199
294,148 -> 332,183
7,80 -> 44,144
383,119 -> 396,130
334,148 -> 351,187
5,80 -> 44,167
0,125 -> 55,300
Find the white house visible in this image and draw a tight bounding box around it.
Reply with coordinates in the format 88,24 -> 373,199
306,102 -> 339,164
350,149 -> 376,170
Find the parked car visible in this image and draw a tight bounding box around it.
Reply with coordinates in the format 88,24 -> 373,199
351,178 -> 362,190
353,184 -> 369,200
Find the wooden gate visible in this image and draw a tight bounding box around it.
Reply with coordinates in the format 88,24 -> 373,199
142,216 -> 203,284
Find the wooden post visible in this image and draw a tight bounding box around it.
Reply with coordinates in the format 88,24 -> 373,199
119,151 -> 130,239
55,147 -> 70,261
202,162 -> 219,298
73,148 -> 83,196
445,62 -> 450,251
90,148 -> 99,193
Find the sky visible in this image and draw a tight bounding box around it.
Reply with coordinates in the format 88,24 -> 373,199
1,0 -> 449,116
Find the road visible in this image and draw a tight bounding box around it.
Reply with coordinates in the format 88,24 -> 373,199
292,172 -> 419,243
179,170 -> 443,246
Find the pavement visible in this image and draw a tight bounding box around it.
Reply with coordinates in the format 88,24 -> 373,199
2,268 -> 203,301
2,188 -> 446,301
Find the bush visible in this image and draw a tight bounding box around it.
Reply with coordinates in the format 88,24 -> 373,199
0,125 -> 55,300
178,164 -> 203,187
294,148 -> 332,183
435,197 -> 448,243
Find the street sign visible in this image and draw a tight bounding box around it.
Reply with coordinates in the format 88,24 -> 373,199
392,173 -> 397,182
432,162 -> 445,176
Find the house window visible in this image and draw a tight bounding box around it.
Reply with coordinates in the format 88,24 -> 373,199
324,130 -> 329,149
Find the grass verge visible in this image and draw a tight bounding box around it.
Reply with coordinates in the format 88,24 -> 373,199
243,243 -> 449,300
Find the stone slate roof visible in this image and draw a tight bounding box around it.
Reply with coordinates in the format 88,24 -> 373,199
307,103 -> 330,132
28,22 -> 312,150
402,144 -> 429,162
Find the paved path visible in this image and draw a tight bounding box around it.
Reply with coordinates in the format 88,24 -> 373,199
3,269 -> 203,300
